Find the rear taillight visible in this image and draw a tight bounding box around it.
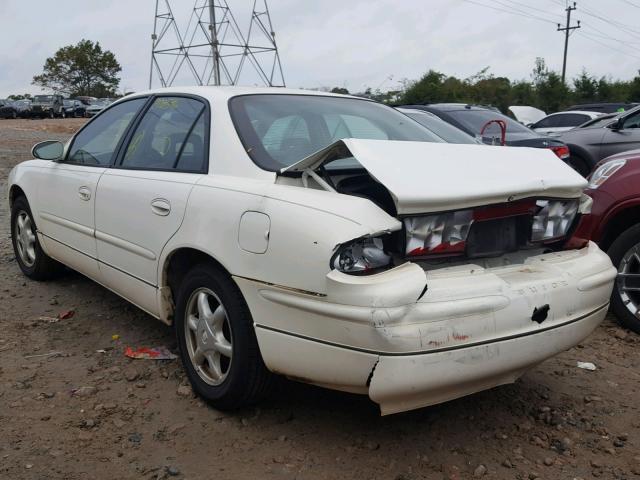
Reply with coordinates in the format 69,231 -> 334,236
549,145 -> 570,160
531,199 -> 578,242
405,210 -> 473,256
405,198 -> 579,258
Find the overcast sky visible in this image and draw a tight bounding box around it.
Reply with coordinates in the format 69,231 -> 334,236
1,0 -> 639,97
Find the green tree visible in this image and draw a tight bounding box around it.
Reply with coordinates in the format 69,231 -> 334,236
8,93 -> 33,100
32,39 -> 121,97
530,58 -> 569,112
572,70 -> 598,103
330,87 -> 350,95
400,70 -> 446,104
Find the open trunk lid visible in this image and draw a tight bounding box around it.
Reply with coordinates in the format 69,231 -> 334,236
281,139 -> 587,215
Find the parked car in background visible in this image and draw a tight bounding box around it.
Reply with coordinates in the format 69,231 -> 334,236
62,99 -> 87,118
8,87 -> 615,415
565,102 -> 638,114
30,94 -> 64,119
559,105 -> 640,177
529,111 -> 602,136
400,103 -> 573,166
396,108 -> 481,144
0,100 -> 19,119
571,150 -> 640,333
508,106 -> 546,126
13,99 -> 32,118
85,99 -> 109,117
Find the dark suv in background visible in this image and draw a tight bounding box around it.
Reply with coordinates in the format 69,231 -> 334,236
399,104 -> 574,168
559,105 -> 640,177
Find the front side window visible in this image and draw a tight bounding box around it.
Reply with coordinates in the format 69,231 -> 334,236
622,111 -> 640,129
229,94 -> 443,171
121,96 -> 207,172
67,98 -> 147,166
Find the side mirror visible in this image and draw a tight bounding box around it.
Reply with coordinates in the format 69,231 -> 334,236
32,140 -> 64,161
610,117 -> 624,131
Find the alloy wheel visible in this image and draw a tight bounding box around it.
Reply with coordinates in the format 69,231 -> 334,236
184,288 -> 233,386
617,243 -> 640,319
14,210 -> 36,267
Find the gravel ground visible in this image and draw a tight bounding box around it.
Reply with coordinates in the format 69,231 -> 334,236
1,118 -> 640,480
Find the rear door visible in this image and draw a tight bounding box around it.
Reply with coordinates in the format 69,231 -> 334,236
36,97 -> 147,278
599,109 -> 640,159
94,95 -> 209,315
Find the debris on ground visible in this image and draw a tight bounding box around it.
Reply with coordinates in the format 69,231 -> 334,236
124,346 -> 177,360
576,361 -> 597,371
58,310 -> 75,320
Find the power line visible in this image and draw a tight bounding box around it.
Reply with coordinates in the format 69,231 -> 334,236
620,0 -> 640,9
576,1 -> 640,37
461,0 -> 558,25
578,30 -> 640,60
492,0 -> 561,23
500,0 -> 565,21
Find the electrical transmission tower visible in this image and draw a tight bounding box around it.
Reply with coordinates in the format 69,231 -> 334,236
149,0 -> 285,88
557,1 -> 581,85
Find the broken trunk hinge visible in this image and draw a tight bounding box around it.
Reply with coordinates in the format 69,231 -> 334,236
302,168 -> 336,192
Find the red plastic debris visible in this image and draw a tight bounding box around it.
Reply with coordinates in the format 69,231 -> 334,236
58,310 -> 75,320
124,346 -> 177,360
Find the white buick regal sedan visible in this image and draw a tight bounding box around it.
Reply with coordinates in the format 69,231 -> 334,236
8,87 -> 616,415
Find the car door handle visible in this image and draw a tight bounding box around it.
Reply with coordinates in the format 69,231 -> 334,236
150,198 -> 171,216
78,186 -> 91,201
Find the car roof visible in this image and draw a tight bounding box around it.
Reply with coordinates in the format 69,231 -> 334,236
422,103 -> 495,111
396,107 -> 439,118
123,86 -> 363,103
545,110 -> 601,117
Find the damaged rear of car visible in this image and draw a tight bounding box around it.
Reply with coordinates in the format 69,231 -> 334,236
226,93 -> 616,415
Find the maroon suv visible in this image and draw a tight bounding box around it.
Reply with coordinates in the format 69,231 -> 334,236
571,149 -> 640,332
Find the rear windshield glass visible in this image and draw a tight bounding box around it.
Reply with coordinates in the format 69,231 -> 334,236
447,109 -> 532,135
404,111 -> 478,144
229,94 -> 444,171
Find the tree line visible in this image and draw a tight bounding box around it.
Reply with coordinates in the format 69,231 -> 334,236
335,58 -> 640,114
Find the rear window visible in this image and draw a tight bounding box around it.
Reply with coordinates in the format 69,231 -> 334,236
229,94 -> 444,171
447,109 -> 532,135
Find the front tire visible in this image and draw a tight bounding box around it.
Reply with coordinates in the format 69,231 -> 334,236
608,223 -> 640,334
175,264 -> 273,409
10,196 -> 63,280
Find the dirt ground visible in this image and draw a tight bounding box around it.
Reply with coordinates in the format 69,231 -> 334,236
1,118 -> 639,480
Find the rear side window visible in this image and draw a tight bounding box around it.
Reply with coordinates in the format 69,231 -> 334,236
121,96 -> 207,172
67,98 -> 146,166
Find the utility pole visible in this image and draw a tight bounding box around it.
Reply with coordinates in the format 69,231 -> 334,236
557,2 -> 581,85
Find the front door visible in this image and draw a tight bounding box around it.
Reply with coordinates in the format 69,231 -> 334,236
599,109 -> 640,159
36,97 -> 147,278
94,95 -> 209,315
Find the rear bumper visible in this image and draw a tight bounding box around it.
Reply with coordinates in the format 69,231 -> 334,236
236,242 -> 616,414
369,303 -> 606,414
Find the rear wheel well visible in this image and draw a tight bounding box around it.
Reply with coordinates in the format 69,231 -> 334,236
9,185 -> 26,208
163,248 -> 230,321
600,206 -> 640,251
